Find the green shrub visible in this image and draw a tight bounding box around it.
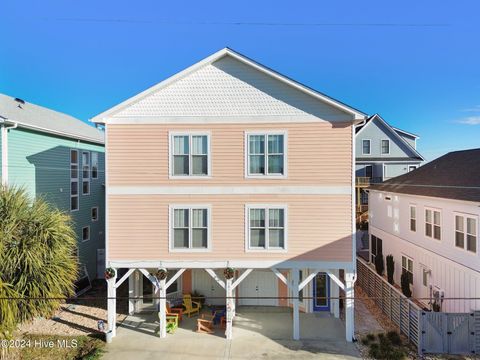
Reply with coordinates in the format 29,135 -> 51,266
400,272 -> 412,298
375,253 -> 384,276
386,331 -> 402,346
367,332 -> 406,360
386,255 -> 395,285
0,186 -> 78,337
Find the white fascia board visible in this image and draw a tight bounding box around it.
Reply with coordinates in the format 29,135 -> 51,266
91,48 -> 366,124
368,188 -> 480,206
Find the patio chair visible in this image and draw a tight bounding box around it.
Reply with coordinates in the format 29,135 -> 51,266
167,302 -> 183,322
157,312 -> 178,334
182,294 -> 201,317
197,312 -> 215,334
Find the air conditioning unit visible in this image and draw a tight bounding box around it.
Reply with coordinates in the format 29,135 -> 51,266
432,287 -> 445,301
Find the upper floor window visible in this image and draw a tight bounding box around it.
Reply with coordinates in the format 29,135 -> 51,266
91,152 -> 99,179
91,207 -> 99,222
455,214 -> 477,253
409,205 -> 416,232
381,139 -> 390,154
402,255 -> 413,285
247,205 -> 287,250
246,132 -> 286,177
170,133 -> 210,177
362,139 -> 371,155
425,208 -> 441,240
82,226 -> 90,242
82,151 -> 90,195
70,149 -> 79,211
170,206 -> 210,251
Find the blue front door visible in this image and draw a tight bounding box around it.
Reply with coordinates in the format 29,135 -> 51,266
313,273 -> 330,311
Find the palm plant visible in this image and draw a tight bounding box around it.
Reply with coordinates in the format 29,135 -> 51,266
0,186 -> 78,335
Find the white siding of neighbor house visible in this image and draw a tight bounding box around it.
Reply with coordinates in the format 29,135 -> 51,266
368,190 -> 480,312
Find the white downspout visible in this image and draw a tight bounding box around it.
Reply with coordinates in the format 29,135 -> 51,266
1,121 -> 18,186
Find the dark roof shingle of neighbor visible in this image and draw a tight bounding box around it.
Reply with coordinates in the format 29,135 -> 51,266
369,148 -> 480,202
0,93 -> 104,144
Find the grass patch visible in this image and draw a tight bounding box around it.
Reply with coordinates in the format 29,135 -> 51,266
361,331 -> 407,360
6,334 -> 105,360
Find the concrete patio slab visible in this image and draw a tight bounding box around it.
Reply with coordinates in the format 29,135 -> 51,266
103,307 -> 360,359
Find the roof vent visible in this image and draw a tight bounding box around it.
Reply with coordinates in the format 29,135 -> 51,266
14,98 -> 25,105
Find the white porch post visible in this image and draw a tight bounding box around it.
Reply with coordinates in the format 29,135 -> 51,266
225,278 -> 233,340
106,271 -> 117,341
292,268 -> 300,340
128,271 -> 135,315
330,269 -> 340,318
159,278 -> 167,338
345,271 -> 355,342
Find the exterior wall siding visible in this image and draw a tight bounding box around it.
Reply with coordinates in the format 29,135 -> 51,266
356,117 -> 418,159
108,194 -> 352,262
7,127 -> 105,278
107,122 -> 352,186
369,190 -> 480,312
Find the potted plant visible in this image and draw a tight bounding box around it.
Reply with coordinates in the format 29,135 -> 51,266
400,272 -> 412,298
374,253 -> 384,276
104,267 -> 116,280
224,267 -> 235,279
154,268 -> 168,281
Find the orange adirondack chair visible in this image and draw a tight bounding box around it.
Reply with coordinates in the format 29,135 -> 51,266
197,312 -> 215,334
167,303 -> 183,322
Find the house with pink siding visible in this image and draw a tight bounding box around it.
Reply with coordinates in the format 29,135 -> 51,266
92,48 -> 366,342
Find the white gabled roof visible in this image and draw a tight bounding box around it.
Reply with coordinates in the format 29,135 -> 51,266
91,47 -> 366,123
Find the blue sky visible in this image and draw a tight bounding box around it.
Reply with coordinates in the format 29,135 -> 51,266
1,0 -> 479,161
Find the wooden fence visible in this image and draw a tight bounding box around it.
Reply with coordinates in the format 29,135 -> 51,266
357,257 -> 478,355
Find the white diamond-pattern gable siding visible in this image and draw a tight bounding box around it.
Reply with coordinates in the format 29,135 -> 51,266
112,56 -> 352,121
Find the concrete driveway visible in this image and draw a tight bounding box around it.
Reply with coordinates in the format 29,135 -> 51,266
102,307 -> 360,359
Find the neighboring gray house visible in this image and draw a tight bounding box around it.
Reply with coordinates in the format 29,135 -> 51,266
0,94 -> 105,290
355,114 -> 424,181
354,114 -> 424,217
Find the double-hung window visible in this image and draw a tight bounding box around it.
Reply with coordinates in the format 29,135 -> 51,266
362,140 -> 371,155
70,149 -> 79,211
246,132 -> 286,177
91,152 -> 99,179
410,205 -> 416,232
381,139 -> 390,154
171,133 -> 210,177
247,206 -> 287,250
455,214 -> 477,253
402,255 -> 413,285
170,206 -> 210,251
425,208 -> 441,240
370,235 -> 382,263
82,151 -> 90,195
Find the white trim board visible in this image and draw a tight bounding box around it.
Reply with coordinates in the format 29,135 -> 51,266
108,185 -> 352,195
106,259 -> 355,271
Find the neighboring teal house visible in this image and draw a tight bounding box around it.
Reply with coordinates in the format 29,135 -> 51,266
0,94 -> 105,287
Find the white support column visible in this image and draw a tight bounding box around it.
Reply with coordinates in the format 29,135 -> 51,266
330,269 -> 340,318
107,271 -> 117,341
225,278 -> 233,340
345,271 -> 355,342
128,271 -> 135,315
159,278 -> 167,338
292,269 -> 300,340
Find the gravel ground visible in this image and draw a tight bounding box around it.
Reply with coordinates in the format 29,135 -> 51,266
18,280 -> 129,337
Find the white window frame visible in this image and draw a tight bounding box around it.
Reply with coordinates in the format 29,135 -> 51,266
91,206 -> 99,222
82,226 -> 90,242
245,130 -> 288,179
70,149 -> 79,212
425,207 -> 441,240
454,212 -> 478,254
362,139 -> 371,155
401,255 -> 414,285
82,151 -> 90,195
91,152 -> 99,179
409,205 -> 417,232
245,204 -> 288,252
168,205 -> 211,252
381,139 -> 390,155
168,132 -> 211,179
